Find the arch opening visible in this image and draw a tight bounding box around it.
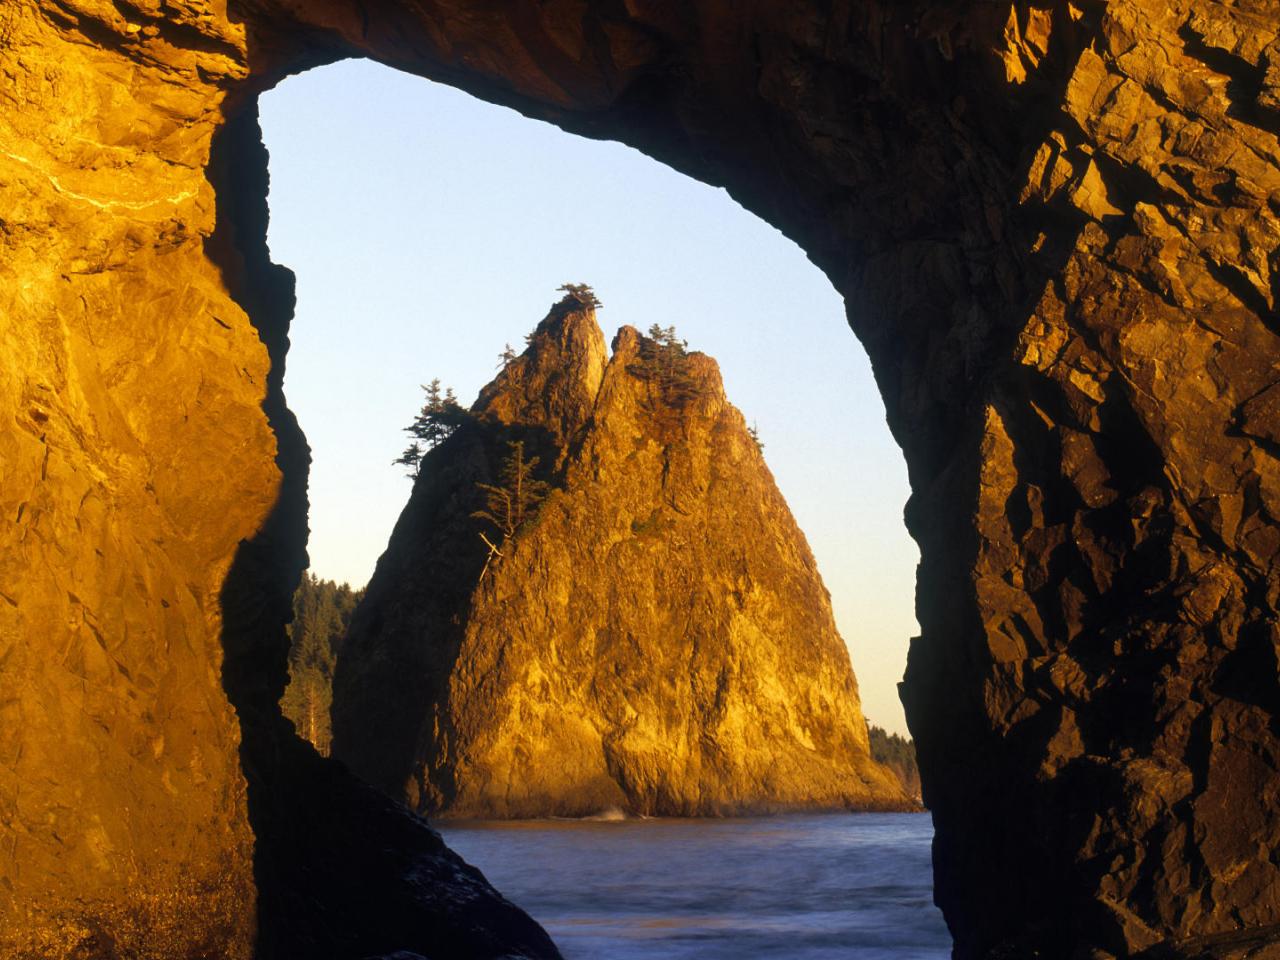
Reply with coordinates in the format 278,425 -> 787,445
257,56 -> 937,956
263,57 -> 920,742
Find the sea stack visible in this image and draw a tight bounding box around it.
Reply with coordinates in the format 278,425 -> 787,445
331,292 -> 908,817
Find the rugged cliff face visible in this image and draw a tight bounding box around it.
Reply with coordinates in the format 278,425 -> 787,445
3,0 -> 1279,957
0,7 -> 557,958
0,8 -> 265,956
332,301 -> 907,817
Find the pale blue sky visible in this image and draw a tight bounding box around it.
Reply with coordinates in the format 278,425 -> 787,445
260,59 -> 919,735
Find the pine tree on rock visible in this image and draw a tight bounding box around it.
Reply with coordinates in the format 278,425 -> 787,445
472,439 -> 550,542
393,440 -> 426,479
392,378 -> 469,478
557,282 -> 602,309
633,323 -> 700,407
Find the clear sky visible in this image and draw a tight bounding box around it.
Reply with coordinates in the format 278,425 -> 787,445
260,59 -> 920,736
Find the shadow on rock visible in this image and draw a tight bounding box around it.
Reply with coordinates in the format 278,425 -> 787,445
209,97 -> 561,960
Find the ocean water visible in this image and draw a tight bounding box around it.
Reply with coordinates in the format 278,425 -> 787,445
438,813 -> 951,959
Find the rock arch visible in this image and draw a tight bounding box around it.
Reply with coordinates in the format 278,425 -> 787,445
1,2 -> 1276,958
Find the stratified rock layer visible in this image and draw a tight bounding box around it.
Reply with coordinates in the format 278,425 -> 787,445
2,1 -> 1278,958
332,304 -> 907,818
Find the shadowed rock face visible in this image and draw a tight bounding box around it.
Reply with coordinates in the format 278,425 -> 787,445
1,1 -> 1277,958
332,302 -> 909,818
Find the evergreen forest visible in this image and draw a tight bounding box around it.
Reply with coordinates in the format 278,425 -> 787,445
281,573 -> 363,754
868,723 -> 922,803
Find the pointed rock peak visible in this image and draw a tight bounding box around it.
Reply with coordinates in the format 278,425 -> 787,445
525,292 -> 607,369
604,322 -> 727,414
611,324 -> 642,358
474,290 -> 608,440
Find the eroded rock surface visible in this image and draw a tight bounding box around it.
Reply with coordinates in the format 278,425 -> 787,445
2,0 -> 1278,957
0,5 -> 557,957
332,301 -> 908,817
0,6 -> 266,956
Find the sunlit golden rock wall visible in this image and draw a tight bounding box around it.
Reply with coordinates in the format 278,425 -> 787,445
0,4 -> 559,958
3,0 -> 1279,957
0,4 -> 267,956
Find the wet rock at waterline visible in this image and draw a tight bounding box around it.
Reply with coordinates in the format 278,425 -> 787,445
331,297 -> 909,817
